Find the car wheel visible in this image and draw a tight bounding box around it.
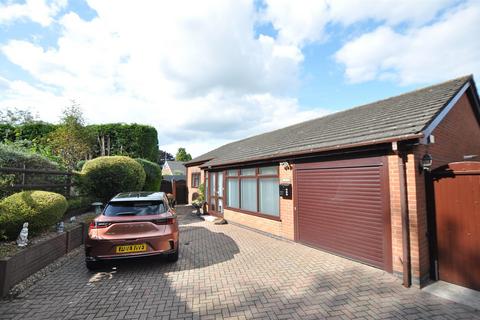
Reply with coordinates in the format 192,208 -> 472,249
86,260 -> 102,270
165,247 -> 179,262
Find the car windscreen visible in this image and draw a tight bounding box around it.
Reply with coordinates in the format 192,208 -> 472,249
104,201 -> 167,217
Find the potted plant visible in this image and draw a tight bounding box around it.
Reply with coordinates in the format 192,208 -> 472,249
192,183 -> 205,215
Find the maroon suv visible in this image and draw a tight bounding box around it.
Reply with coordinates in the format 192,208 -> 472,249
85,192 -> 179,270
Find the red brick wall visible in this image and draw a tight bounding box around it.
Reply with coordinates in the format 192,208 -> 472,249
186,165 -> 205,204
390,93 -> 480,286
416,93 -> 480,283
280,164 -> 295,240
388,155 -> 403,275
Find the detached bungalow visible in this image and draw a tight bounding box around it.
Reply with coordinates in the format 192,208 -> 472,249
185,75 -> 480,290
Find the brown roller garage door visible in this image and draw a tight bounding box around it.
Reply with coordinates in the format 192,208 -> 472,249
295,157 -> 392,271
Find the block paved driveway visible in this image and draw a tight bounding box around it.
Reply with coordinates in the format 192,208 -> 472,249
1,206 -> 479,320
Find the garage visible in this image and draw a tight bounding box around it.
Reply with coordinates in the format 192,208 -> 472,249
295,157 -> 392,271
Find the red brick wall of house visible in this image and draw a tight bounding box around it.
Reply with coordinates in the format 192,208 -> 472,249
389,93 -> 480,286
387,154 -> 403,276
280,164 -> 295,240
186,165 -> 205,204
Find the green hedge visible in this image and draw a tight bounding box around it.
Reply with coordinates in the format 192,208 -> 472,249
75,159 -> 86,171
67,195 -> 95,211
0,124 -> 15,142
80,156 -> 146,201
87,124 -> 158,162
0,191 -> 67,240
14,122 -> 57,142
0,144 -> 64,198
135,158 -> 162,191
0,122 -> 57,143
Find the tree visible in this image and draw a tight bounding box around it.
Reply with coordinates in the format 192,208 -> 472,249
47,102 -> 94,169
175,147 -> 192,162
158,149 -> 175,165
0,107 -> 38,125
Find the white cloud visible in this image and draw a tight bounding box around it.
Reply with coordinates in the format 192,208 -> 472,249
0,0 -> 326,157
262,0 -> 456,46
335,1 -> 480,84
327,0 -> 457,26
0,0 -> 475,157
0,0 -> 66,26
262,0 -> 329,45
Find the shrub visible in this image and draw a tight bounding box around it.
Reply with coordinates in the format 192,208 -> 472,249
0,191 -> 67,240
0,143 -> 61,170
192,183 -> 205,207
75,159 -> 86,171
0,144 -> 64,198
135,158 -> 162,191
67,195 -> 95,211
14,122 -> 57,142
0,124 -> 15,142
80,156 -> 146,201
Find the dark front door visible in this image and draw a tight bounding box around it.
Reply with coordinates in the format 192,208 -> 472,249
295,156 -> 392,271
431,162 -> 480,290
208,171 -> 224,216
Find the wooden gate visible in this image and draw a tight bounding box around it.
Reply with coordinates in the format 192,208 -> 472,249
430,162 -> 480,290
160,179 -> 188,205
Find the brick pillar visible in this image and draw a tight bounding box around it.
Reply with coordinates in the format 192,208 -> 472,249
389,152 -> 430,287
280,164 -> 295,240
388,154 -> 403,276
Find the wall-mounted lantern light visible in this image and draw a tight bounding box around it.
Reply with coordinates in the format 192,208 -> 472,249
420,154 -> 433,173
280,161 -> 291,170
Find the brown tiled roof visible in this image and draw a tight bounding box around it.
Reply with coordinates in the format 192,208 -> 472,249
187,75 -> 475,167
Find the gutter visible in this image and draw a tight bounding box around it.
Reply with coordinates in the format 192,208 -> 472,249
396,149 -> 411,287
184,159 -> 213,167
200,133 -> 423,169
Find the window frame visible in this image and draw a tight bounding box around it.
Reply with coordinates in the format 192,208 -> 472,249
191,172 -> 201,188
225,165 -> 280,221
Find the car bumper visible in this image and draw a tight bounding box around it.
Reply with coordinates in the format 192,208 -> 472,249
85,233 -> 178,261
85,247 -> 177,262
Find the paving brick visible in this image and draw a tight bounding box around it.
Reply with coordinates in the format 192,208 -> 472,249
0,205 -> 479,319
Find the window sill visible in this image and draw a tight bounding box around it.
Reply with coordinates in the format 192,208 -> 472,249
225,207 -> 281,221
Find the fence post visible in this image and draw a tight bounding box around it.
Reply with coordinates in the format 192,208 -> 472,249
22,163 -> 26,187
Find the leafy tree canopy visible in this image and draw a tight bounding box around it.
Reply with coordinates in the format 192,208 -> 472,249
0,107 -> 38,125
47,102 -> 94,169
158,149 -> 174,165
175,147 -> 192,162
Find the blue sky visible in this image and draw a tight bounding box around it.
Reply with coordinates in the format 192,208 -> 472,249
0,0 -> 479,157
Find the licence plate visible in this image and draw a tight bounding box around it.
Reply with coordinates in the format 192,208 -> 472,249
116,243 -> 147,254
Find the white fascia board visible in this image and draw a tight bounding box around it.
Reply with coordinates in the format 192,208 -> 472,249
420,82 -> 471,144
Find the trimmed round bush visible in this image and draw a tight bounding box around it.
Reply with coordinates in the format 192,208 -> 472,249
135,158 -> 162,191
0,191 -> 68,240
80,156 -> 146,201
